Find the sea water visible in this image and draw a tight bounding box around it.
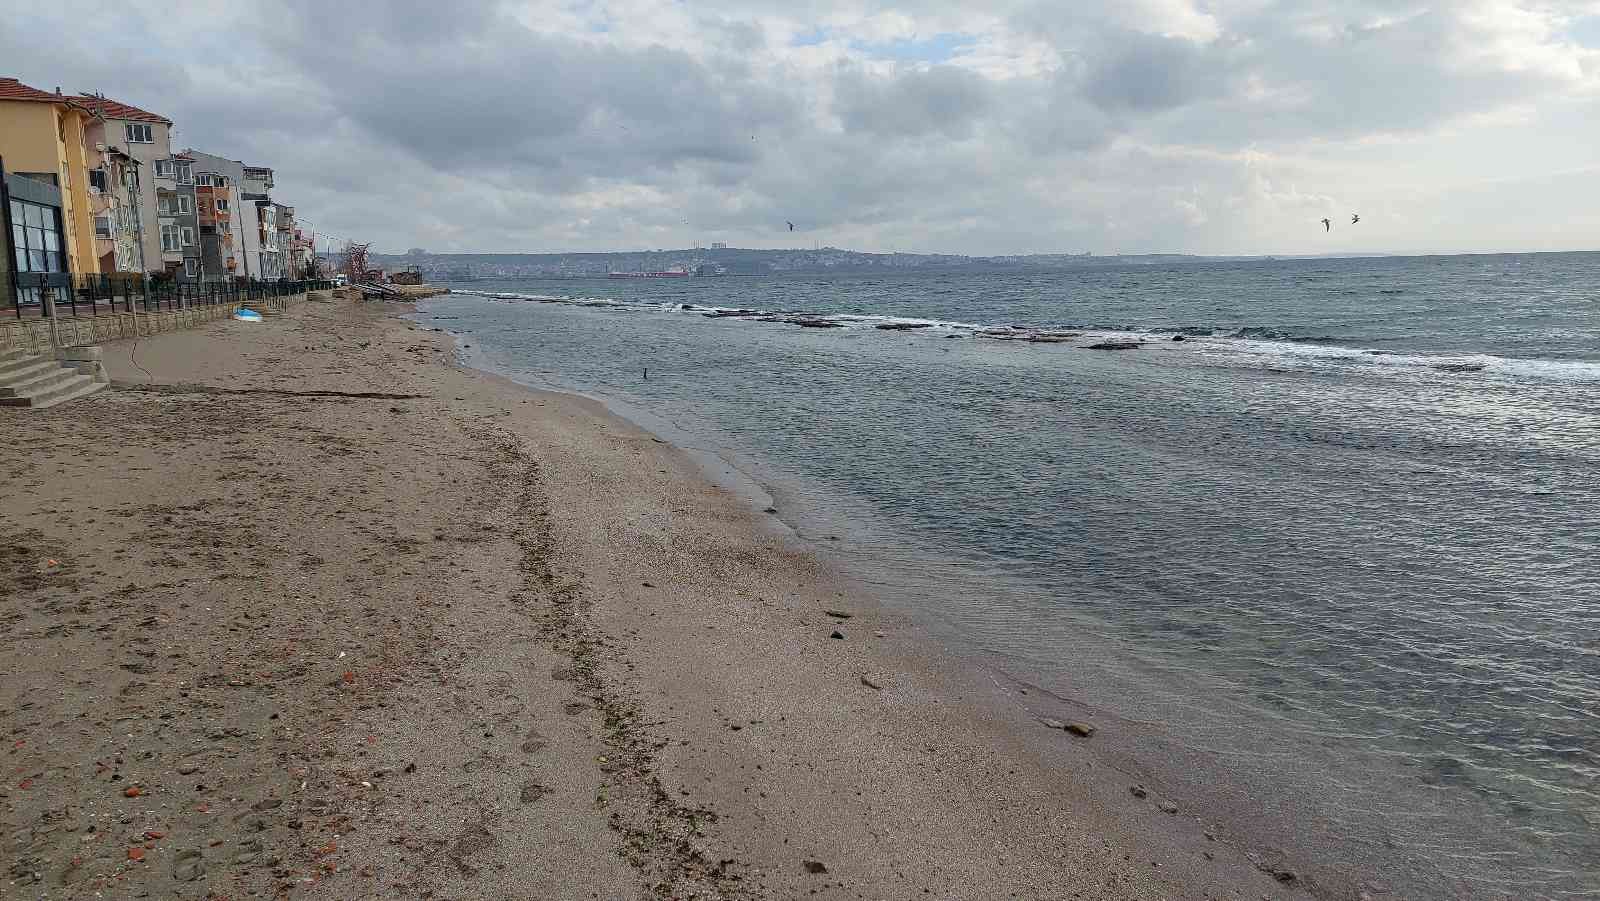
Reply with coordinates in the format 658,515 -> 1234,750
420,252 -> 1600,899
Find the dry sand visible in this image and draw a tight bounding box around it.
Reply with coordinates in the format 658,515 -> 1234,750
1,297 -> 1323,899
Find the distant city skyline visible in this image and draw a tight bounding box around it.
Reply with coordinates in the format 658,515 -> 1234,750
6,1 -> 1599,257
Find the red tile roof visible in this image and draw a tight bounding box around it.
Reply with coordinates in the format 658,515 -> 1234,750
0,77 -> 64,103
72,93 -> 171,126
0,79 -> 173,126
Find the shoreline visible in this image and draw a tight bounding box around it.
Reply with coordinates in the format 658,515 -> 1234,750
5,296 -> 1322,899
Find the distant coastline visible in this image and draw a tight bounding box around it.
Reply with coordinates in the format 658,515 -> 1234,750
371,246 -> 1596,282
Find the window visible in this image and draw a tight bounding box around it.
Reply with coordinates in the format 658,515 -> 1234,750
184,258 -> 198,277
216,198 -> 229,212
215,176 -> 228,187
11,199 -> 65,273
89,168 -> 107,192
125,123 -> 153,143
161,224 -> 182,252
177,194 -> 193,215
157,194 -> 172,215
181,226 -> 196,246
174,161 -> 193,184
154,159 -> 174,178
95,215 -> 112,238
196,174 -> 214,186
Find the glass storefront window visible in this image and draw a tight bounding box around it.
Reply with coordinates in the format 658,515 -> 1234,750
9,198 -> 65,274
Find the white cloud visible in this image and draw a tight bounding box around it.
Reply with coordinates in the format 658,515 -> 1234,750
3,0 -> 1595,255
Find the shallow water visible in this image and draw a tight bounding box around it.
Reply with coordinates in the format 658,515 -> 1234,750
422,253 -> 1600,899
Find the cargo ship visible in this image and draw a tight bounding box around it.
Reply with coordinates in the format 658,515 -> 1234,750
607,268 -> 692,279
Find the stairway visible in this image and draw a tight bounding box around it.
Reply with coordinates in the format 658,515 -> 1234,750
0,348 -> 108,410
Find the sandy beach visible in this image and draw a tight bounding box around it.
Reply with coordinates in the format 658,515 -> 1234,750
2,296 -> 1323,900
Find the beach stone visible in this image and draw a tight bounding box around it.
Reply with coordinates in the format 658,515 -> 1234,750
1272,867 -> 1298,883
177,763 -> 201,775
860,677 -> 884,690
1065,722 -> 1097,738
824,609 -> 853,619
563,701 -> 590,715
802,860 -> 829,874
172,850 -> 206,882
1129,785 -> 1148,799
1039,718 -> 1066,730
829,630 -> 845,640
1172,335 -> 1186,342
518,780 -> 550,804
1158,801 -> 1179,814
250,798 -> 282,811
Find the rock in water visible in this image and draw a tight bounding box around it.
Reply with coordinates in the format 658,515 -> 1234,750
1085,341 -> 1143,350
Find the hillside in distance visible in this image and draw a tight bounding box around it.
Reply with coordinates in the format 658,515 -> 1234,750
368,246 -> 1269,279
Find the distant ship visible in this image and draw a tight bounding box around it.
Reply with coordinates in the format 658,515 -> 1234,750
608,268 -> 691,279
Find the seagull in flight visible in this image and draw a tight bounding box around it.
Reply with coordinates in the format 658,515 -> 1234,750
1351,213 -> 1361,224
1321,218 -> 1332,232
787,221 -> 795,232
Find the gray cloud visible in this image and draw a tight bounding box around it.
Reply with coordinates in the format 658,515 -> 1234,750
4,0 -> 1595,255
834,64 -> 994,137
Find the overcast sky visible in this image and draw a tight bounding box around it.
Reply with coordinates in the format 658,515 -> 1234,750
5,1 -> 1599,256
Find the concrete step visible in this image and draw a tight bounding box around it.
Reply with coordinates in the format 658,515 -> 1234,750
30,376 -> 107,410
0,364 -> 77,397
0,372 -> 104,409
0,355 -> 60,384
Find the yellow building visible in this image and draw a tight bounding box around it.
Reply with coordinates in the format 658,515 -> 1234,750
0,77 -> 101,277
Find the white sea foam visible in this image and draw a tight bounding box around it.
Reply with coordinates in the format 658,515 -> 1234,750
446,289 -> 1600,385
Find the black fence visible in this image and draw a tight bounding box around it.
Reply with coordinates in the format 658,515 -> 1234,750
7,275 -> 335,320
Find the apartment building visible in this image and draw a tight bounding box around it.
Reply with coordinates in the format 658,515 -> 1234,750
0,78 -> 101,279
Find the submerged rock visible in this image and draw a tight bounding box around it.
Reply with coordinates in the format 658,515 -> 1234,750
1085,341 -> 1143,350
876,322 -> 934,331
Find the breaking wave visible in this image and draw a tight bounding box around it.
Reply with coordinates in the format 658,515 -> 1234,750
448,289 -> 1600,385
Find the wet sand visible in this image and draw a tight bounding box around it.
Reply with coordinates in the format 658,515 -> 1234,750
1,297 -> 1318,899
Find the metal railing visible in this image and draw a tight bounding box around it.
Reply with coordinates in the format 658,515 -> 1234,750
7,274 -> 335,320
